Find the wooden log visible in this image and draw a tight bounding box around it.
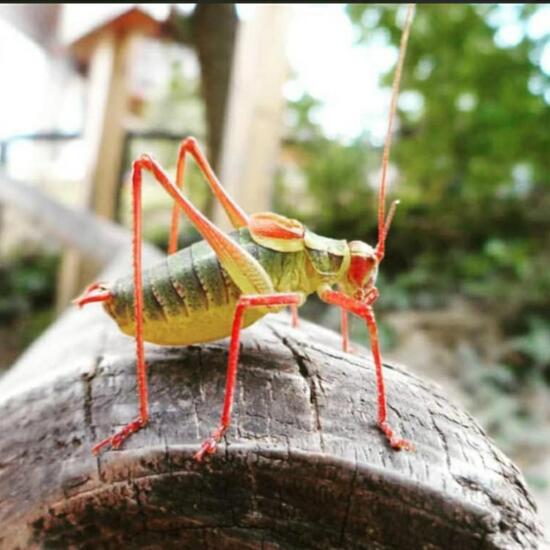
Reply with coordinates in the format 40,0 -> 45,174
0,251 -> 543,549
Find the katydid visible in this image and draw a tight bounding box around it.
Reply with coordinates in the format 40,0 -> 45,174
74,5 -> 416,461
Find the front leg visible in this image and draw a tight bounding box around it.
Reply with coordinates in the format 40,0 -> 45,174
319,286 -> 413,451
339,285 -> 379,353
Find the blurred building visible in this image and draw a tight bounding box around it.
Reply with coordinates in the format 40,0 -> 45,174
0,4 -> 290,309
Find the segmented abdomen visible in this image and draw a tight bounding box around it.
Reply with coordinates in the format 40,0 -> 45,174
104,229 -> 301,345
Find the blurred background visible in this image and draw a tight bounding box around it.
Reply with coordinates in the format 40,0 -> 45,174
0,2 -> 549,531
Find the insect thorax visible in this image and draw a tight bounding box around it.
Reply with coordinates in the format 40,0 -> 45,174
302,229 -> 350,287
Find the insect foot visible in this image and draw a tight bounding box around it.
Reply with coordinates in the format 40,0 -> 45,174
380,421 -> 415,452
194,426 -> 228,462
92,418 -> 146,455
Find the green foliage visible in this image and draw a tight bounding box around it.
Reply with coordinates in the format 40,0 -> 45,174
510,316 -> 550,379
460,343 -> 550,457
277,5 -> 550,459
143,58 -> 205,138
348,4 -> 550,198
0,253 -> 58,323
0,253 -> 59,367
285,93 -> 325,143
344,4 -> 550,319
280,4 -> 550,324
276,137 -> 377,241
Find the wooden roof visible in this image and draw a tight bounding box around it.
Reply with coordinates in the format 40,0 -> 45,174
68,7 -> 166,64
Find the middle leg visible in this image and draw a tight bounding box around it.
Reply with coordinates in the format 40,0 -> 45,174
291,304 -> 299,328
341,307 -> 350,352
194,292 -> 303,461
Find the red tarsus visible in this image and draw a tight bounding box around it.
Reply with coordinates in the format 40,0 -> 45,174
194,292 -> 302,462
92,419 -> 143,455
91,159 -> 152,455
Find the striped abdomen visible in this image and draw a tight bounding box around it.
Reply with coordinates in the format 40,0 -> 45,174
103,228 -> 316,345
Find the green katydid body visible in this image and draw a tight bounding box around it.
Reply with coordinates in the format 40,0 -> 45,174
103,220 -> 364,346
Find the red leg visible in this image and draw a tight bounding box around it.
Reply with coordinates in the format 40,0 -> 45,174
167,146 -> 186,255
290,304 -> 299,328
168,137 -> 249,255
319,287 -> 413,451
341,308 -> 349,352
194,292 -> 303,462
91,154 -> 276,455
92,160 -> 150,455
73,282 -> 112,308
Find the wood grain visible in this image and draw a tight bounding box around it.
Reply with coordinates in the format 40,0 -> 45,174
0,296 -> 543,548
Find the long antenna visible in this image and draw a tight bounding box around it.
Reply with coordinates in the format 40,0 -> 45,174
376,3 -> 415,261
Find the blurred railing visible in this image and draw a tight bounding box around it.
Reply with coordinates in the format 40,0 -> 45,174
0,131 -> 80,167
1,129 -> 191,171
0,129 -> 192,219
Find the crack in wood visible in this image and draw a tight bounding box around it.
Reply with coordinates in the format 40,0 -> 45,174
430,408 -> 452,472
270,326 -> 325,452
81,354 -> 103,441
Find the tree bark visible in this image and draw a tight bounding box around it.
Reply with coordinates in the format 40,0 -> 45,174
0,250 -> 543,548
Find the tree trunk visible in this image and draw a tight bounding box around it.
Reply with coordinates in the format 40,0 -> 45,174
0,250 -> 543,549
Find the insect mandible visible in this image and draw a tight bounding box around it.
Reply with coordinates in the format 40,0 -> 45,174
74,4 -> 416,461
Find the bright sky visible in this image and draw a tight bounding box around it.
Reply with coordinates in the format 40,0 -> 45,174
0,20 -> 49,139
285,4 -> 397,144
0,4 -> 548,142
0,4 -> 393,143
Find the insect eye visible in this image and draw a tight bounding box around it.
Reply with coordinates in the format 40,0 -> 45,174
348,255 -> 375,288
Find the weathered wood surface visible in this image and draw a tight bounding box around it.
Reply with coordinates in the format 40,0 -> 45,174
0,174 -> 155,311
0,254 -> 543,548
0,184 -> 544,548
